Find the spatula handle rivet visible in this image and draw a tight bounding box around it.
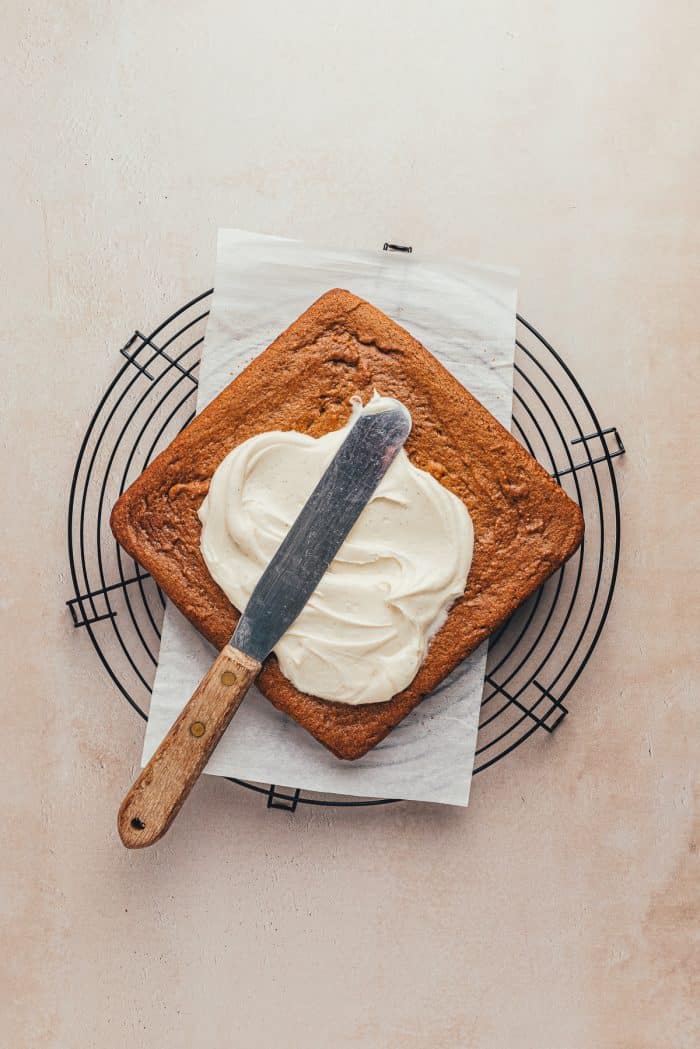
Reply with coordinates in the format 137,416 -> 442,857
220,671 -> 237,686
189,721 -> 206,738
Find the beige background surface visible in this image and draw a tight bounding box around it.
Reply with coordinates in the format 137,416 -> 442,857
2,2 -> 698,1047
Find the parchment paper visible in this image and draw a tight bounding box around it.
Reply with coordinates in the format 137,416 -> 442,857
142,230 -> 517,806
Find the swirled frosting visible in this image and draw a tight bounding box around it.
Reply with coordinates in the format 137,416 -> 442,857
198,395 -> 473,704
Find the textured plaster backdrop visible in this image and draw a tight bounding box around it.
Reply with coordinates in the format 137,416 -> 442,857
2,2 -> 698,1047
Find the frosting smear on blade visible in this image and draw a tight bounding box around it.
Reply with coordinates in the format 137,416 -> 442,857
198,394 -> 474,705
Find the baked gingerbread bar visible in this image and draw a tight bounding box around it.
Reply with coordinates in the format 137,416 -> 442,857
111,289 -> 583,759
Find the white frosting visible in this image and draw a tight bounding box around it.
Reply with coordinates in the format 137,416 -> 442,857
198,395 -> 474,704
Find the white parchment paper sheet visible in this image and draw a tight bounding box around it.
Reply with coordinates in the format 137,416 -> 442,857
142,230 -> 517,806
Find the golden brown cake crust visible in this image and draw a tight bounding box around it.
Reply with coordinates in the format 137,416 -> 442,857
111,289 -> 583,759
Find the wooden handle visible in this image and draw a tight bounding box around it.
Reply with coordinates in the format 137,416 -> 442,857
118,644 -> 260,848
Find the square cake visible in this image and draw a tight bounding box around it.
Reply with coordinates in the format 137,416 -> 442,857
111,289 -> 584,758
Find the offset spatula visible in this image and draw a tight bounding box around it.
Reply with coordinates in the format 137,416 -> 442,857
118,401 -> 412,847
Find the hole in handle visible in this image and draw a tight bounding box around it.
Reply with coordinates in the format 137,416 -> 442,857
130,817 -> 145,830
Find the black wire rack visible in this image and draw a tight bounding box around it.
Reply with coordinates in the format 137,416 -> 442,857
66,281 -> 624,812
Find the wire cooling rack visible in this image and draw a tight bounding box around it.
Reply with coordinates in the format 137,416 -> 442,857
66,278 -> 624,811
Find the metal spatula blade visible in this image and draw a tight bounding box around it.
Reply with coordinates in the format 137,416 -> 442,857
233,403 -> 412,662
